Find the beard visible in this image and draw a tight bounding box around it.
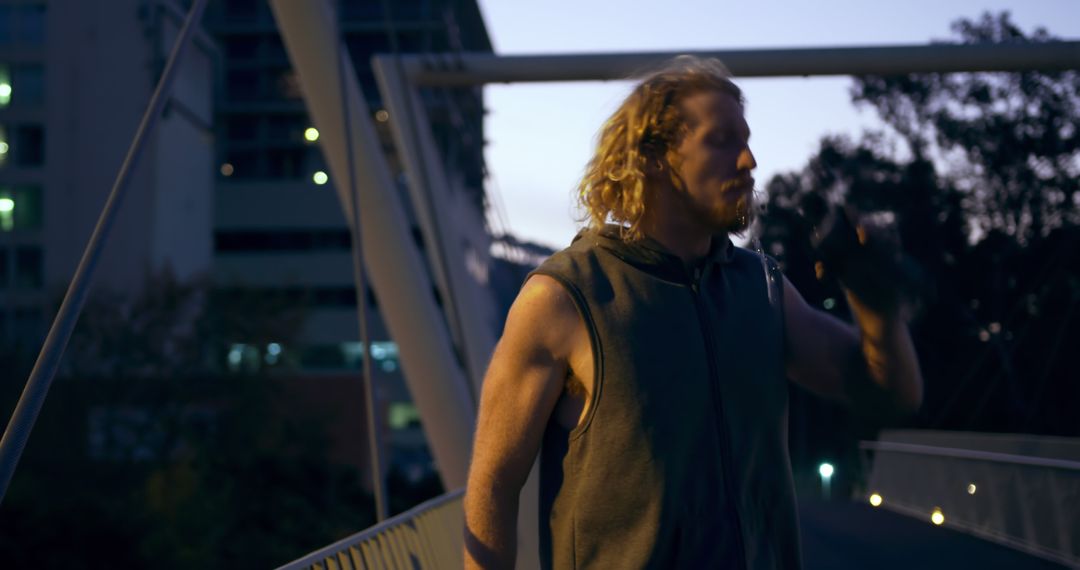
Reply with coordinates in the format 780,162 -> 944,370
684,182 -> 757,235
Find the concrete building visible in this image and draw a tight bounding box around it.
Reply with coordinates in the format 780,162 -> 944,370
0,0 -> 217,349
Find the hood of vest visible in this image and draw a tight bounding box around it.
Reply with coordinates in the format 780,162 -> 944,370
572,225 -> 736,284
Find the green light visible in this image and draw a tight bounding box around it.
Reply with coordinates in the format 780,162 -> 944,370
0,197 -> 13,231
312,171 -> 328,185
304,127 -> 319,142
0,83 -> 10,106
0,142 -> 8,154
818,463 -> 834,479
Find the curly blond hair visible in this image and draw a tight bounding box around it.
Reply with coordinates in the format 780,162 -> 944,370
577,56 -> 744,241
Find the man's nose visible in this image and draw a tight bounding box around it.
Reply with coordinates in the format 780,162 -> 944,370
737,147 -> 757,171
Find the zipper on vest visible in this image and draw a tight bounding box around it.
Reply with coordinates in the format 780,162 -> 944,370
689,268 -> 748,568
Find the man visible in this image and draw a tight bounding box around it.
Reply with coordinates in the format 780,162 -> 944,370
464,56 -> 923,569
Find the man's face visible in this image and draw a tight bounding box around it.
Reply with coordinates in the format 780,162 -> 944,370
664,89 -> 757,234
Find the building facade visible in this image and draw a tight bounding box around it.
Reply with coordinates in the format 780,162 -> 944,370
0,0 -> 216,350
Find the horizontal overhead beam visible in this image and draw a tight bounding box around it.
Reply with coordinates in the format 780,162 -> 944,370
385,41 -> 1080,86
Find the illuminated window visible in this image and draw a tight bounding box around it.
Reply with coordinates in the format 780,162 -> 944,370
4,124 -> 45,166
0,67 -> 10,106
389,403 -> 421,429
3,64 -> 43,106
0,186 -> 42,231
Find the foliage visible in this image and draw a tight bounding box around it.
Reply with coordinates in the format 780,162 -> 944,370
755,12 -> 1080,485
0,271 -> 382,568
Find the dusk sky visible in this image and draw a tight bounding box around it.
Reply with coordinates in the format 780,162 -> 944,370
474,1 -> 1080,249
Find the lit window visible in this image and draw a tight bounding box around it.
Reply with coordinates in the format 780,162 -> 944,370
0,185 -> 41,231
0,196 -> 14,231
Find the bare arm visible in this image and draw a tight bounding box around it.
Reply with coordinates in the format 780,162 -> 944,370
783,276 -> 923,419
464,275 -> 582,569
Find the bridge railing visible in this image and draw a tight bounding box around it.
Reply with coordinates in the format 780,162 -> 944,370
276,489 -> 464,570
861,430 -> 1080,568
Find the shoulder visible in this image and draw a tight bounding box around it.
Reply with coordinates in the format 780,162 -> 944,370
501,274 -> 586,360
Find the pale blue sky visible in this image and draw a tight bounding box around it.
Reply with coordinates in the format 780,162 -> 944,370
474,1 -> 1080,249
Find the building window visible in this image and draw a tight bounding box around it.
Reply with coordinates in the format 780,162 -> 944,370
16,5 -> 46,45
0,124 -> 45,167
225,37 -> 259,60
0,185 -> 43,231
0,5 -> 47,45
215,229 -> 352,253
266,148 -> 305,178
226,116 -> 260,141
223,150 -> 259,178
226,70 -> 259,101
223,0 -> 260,23
12,64 -> 44,106
14,245 -> 42,289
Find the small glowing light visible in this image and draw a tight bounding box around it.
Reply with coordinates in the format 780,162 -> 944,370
220,163 -> 235,176
869,493 -> 883,507
227,344 -> 244,367
0,197 -> 13,213
978,330 -> 990,342
267,342 -> 282,356
818,463 -> 834,479
0,142 -> 9,154
304,127 -> 319,142
967,483 -> 977,495
313,171 -> 329,185
931,509 -> 945,526
0,84 -> 10,97
375,109 -> 389,122
823,298 -> 836,310
988,322 -> 1001,333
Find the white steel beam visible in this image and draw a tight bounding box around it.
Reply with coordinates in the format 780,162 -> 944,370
392,41 -> 1080,86
267,0 -> 474,489
372,57 -> 497,398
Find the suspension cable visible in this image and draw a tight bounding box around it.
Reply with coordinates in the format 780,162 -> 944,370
335,1 -> 388,523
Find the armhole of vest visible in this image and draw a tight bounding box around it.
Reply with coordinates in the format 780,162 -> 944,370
527,269 -> 603,442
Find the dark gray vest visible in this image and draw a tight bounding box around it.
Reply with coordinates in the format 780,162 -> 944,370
532,226 -> 800,569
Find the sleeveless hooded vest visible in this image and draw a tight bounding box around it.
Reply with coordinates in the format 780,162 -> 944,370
530,225 -> 801,569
